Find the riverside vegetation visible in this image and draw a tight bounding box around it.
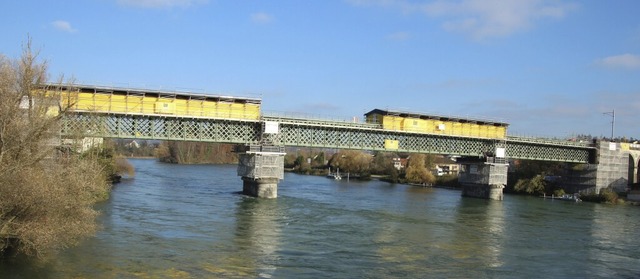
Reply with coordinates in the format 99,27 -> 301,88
111,139 -> 239,165
507,160 -> 629,204
0,40 -> 127,260
284,149 -> 448,186
120,141 -> 447,186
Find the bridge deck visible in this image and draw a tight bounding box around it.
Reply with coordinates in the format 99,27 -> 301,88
52,84 -> 594,163
61,112 -> 595,163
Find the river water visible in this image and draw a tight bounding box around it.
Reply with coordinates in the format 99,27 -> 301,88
2,158 -> 639,278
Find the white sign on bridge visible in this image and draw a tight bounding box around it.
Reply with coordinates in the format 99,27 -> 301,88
264,121 -> 279,134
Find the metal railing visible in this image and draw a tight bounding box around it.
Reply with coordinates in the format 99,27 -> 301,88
507,135 -> 592,147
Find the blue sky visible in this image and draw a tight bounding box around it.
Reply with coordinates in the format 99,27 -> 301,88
2,0 -> 639,139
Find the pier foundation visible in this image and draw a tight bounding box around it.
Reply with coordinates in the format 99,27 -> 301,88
237,145 -> 285,198
242,177 -> 279,199
459,157 -> 508,201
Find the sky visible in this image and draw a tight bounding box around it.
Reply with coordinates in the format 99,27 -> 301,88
1,0 -> 639,139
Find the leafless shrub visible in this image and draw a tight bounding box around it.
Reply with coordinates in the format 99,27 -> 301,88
115,156 -> 135,177
0,38 -> 111,258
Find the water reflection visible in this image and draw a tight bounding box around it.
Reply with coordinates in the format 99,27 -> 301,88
450,198 -> 505,271
372,186 -> 436,275
588,204 -> 640,278
225,197 -> 282,278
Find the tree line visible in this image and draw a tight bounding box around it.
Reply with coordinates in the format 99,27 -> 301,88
111,139 -> 239,164
284,149 -> 454,186
115,141 -> 454,187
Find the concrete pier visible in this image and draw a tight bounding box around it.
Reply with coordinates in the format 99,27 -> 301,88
237,145 -> 285,198
242,177 -> 279,198
461,183 -> 505,201
459,159 -> 508,201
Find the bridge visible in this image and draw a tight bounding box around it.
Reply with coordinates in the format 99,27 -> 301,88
50,84 -> 638,200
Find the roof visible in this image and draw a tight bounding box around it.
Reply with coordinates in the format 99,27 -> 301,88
43,83 -> 262,104
364,108 -> 509,127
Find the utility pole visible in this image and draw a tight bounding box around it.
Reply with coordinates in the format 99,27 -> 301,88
603,110 -> 615,140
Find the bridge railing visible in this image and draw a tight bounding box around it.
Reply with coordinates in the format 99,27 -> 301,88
262,113 -> 595,148
262,111 -> 381,130
507,135 -> 592,147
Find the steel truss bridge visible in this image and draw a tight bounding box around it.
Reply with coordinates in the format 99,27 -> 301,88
61,112 -> 596,163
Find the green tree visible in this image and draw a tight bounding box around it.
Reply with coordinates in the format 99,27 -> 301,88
0,40 -> 111,258
371,151 -> 395,175
507,160 -> 563,193
312,152 -> 326,168
284,153 -> 297,168
513,175 -> 546,195
295,154 -> 311,173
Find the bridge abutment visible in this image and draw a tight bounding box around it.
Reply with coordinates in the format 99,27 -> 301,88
459,158 -> 508,201
562,141 -> 640,195
237,145 -> 285,198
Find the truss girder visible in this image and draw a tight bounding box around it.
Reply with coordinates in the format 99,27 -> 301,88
506,141 -> 591,163
276,123 -> 497,157
61,113 -> 261,144
60,113 -> 594,163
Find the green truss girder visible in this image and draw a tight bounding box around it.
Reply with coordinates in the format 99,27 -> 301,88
61,113 -> 261,144
61,113 -> 595,163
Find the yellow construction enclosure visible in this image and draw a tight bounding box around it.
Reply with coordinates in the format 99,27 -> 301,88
47,85 -> 262,121
365,109 -> 508,139
39,85 -> 510,141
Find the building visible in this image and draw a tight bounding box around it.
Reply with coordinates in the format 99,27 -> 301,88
432,155 -> 460,176
392,157 -> 408,170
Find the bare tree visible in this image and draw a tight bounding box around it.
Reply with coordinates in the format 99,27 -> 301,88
0,39 -> 110,258
329,150 -> 372,177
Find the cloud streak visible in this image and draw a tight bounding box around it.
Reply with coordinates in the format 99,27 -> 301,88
51,20 -> 77,33
251,12 -> 274,24
596,54 -> 640,70
348,0 -> 578,41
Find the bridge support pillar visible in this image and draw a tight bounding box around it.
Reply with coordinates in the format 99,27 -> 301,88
237,145 -> 285,198
563,141 -> 639,195
242,177 -> 279,198
459,159 -> 508,201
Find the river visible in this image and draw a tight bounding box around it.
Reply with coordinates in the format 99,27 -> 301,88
2,158 -> 639,278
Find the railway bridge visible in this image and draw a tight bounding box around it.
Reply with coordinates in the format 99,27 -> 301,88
49,84 -> 638,200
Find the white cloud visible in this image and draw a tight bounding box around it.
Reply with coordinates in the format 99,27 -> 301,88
51,20 -> 77,33
596,54 -> 640,70
117,0 -> 207,8
348,0 -> 578,41
424,0 -> 577,40
251,12 -> 274,24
